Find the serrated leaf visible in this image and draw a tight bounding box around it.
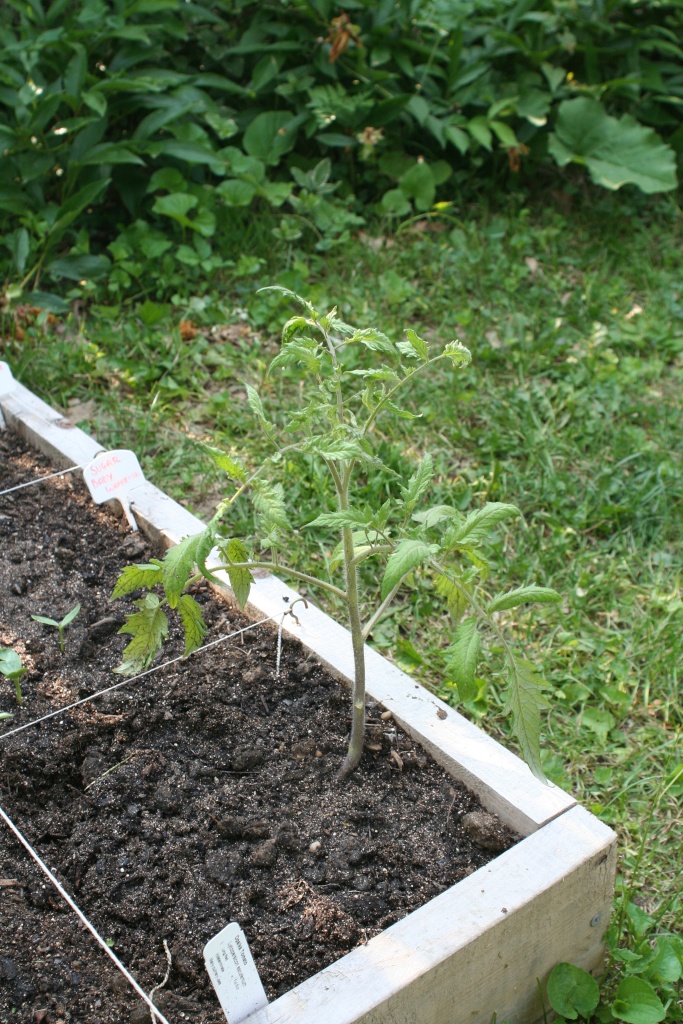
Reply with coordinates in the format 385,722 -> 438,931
442,340 -> 471,366
281,315 -> 310,343
400,453 -> 434,512
244,382 -> 266,422
269,338 -> 323,375
253,480 -> 289,533
434,572 -> 471,623
222,538 -> 254,609
348,366 -> 401,385
115,594 -> 169,675
488,585 -> 561,613
453,502 -> 520,546
177,594 -> 208,655
110,563 -> 163,599
381,539 -> 438,600
162,533 -> 204,608
308,507 -> 371,529
347,328 -> 394,353
445,617 -> 481,701
384,399 -> 421,421
302,435 -> 367,460
203,444 -> 247,482
504,654 -> 550,782
397,328 -> 429,360
412,505 -> 463,529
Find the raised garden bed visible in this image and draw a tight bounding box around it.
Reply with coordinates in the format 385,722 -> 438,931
0,371 -> 617,1024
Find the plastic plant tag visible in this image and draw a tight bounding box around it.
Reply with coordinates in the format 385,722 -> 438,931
82,450 -> 145,532
0,361 -> 16,396
204,922 -> 268,1023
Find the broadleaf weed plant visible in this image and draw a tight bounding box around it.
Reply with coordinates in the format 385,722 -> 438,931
0,646 -> 28,704
111,290 -> 561,779
31,603 -> 81,654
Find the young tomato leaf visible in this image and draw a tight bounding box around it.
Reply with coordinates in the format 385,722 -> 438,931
445,616 -> 481,701
115,594 -> 169,675
177,594 -> 208,655
504,654 -> 550,783
222,538 -> 254,609
452,502 -> 520,546
442,340 -> 471,366
346,328 -> 394,353
412,504 -> 463,529
162,533 -> 204,608
202,444 -> 247,482
487,585 -> 561,613
397,328 -> 429,360
308,507 -> 371,529
244,382 -> 267,422
381,539 -> 438,600
400,453 -> 434,511
109,562 -> 162,600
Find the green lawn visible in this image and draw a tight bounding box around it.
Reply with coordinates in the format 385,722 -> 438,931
3,189 -> 682,1014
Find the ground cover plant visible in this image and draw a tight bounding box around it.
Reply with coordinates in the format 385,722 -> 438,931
1,0 -> 681,308
2,187 -> 680,1018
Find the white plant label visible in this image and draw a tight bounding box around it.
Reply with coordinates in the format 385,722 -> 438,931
0,361 -> 16,396
82,450 -> 145,532
204,922 -> 268,1023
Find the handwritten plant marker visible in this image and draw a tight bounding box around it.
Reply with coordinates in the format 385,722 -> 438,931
0,361 -> 16,396
82,450 -> 145,531
204,922 -> 268,1023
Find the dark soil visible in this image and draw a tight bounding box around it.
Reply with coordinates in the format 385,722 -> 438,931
0,429 -> 518,1024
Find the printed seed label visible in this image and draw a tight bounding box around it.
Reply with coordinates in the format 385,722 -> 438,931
204,922 -> 268,1023
82,450 -> 145,531
0,361 -> 15,396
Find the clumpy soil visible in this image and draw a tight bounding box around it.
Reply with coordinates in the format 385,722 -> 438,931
0,429 -> 518,1024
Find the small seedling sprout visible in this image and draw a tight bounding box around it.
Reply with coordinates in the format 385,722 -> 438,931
111,293 -> 561,780
0,647 -> 28,704
31,603 -> 81,653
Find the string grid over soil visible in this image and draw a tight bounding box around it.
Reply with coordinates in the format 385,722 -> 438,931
0,431 -> 518,1024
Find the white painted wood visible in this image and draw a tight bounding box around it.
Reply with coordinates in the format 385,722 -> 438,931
240,805 -> 616,1024
1,377 -> 617,1024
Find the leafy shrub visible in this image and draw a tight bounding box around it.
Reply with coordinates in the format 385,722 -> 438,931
1,0 -> 680,303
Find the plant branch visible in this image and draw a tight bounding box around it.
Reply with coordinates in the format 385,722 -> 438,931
213,561 -> 347,601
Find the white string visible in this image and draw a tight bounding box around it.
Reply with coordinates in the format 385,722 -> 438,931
0,804 -> 174,1024
0,464 -> 86,497
0,616 -> 276,743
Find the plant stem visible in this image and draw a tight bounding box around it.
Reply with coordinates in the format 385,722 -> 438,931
13,677 -> 22,704
337,528 -> 366,779
213,561 -> 347,601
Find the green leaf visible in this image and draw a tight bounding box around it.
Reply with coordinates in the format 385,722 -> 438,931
611,978 -> 666,1024
400,453 -> 434,512
412,505 -> 464,530
308,508 -> 371,529
202,444 -> 247,482
487,586 -> 561,613
281,315 -> 310,343
244,382 -> 267,422
216,179 -> 256,206
434,572 -> 472,623
60,603 -> 81,628
269,339 -> 323,375
442,340 -> 472,366
161,533 -> 204,608
222,538 -> 254,609
177,594 -> 208,655
452,503 -> 520,546
647,936 -> 682,984
504,654 -> 550,782
347,328 -> 394,353
445,617 -> 481,702
302,435 -> 367,460
0,649 -> 25,679
399,161 -> 436,211
547,963 -> 600,1021
253,479 -> 289,533
381,539 -> 438,600
548,98 -> 677,194
397,328 -> 429,360
115,594 -> 169,675
243,111 -> 298,165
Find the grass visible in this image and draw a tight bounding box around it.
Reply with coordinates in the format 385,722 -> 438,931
2,187 -> 682,1005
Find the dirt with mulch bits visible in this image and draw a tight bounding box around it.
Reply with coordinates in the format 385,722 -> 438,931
0,428 -> 518,1024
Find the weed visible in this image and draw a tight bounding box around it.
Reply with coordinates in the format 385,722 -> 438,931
0,647 -> 28,704
31,604 -> 81,654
